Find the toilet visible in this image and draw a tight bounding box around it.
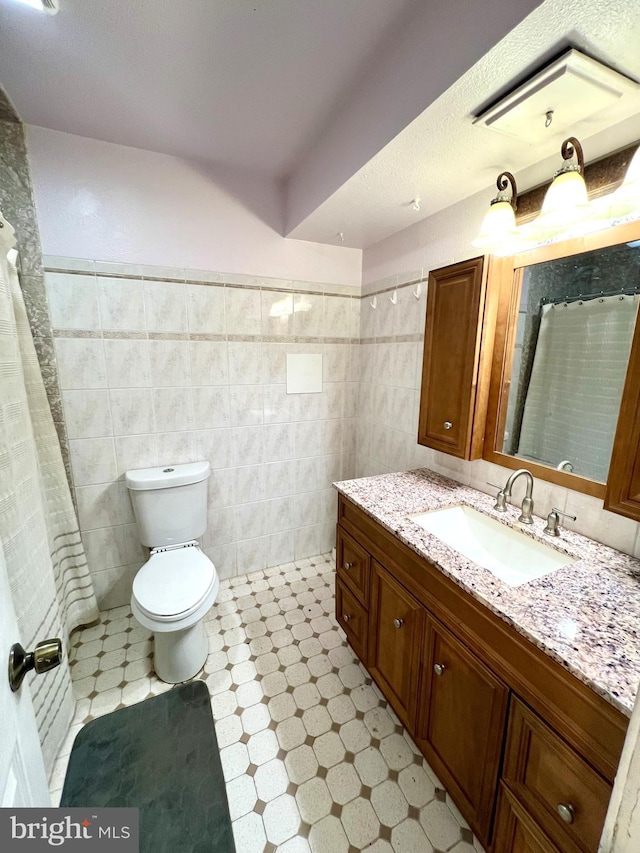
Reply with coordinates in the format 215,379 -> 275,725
125,461 -> 219,683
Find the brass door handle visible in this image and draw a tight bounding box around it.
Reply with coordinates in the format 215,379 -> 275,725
8,639 -> 62,692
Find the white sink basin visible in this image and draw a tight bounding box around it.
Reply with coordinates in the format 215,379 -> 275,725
409,504 -> 576,587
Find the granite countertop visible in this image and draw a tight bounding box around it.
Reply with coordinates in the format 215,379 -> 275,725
334,468 -> 640,717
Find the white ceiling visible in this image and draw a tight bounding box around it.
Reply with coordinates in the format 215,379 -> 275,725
289,0 -> 640,248
1,0 -> 637,252
0,0 -> 413,176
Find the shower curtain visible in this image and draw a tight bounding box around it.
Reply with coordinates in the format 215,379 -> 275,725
0,212 -> 98,774
518,293 -> 639,482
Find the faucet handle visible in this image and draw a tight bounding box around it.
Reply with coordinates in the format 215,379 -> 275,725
487,482 -> 507,512
544,507 -> 577,536
551,507 -> 577,522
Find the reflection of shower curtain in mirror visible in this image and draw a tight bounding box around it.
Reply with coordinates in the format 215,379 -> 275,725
518,294 -> 638,482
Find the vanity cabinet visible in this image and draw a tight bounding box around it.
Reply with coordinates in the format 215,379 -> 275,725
335,494 -> 626,851
606,311 -> 640,520
417,256 -> 497,460
417,617 -> 509,841
368,562 -> 424,730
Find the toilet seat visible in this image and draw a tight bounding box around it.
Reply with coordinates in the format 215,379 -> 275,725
132,544 -> 216,624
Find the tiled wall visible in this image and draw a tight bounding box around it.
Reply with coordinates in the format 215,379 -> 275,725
357,272 -> 430,479
357,270 -> 640,559
46,257 -> 360,608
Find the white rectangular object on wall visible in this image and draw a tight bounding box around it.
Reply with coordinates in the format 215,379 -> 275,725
286,354 -> 322,394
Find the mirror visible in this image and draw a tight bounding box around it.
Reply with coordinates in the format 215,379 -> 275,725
495,238 -> 640,485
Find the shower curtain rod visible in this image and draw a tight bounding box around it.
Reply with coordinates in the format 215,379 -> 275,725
540,286 -> 640,307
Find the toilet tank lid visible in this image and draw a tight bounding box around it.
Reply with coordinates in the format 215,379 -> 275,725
125,461 -> 210,491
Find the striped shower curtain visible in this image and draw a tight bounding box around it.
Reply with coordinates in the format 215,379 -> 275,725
518,294 -> 639,482
0,212 -> 98,774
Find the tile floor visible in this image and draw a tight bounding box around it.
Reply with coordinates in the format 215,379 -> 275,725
51,553 -> 484,853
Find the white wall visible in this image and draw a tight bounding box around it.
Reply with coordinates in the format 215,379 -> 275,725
362,185 -> 490,287
26,126 -> 361,287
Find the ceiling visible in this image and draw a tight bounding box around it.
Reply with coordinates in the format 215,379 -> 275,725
289,0 -> 640,247
2,0 -> 637,252
0,0 -> 414,176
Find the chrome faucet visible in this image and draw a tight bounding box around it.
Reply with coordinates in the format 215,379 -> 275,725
489,468 -> 535,524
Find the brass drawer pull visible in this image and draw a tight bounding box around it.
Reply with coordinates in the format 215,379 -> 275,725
556,803 -> 575,824
343,613 -> 351,622
393,618 -> 404,629
344,561 -> 353,570
434,663 -> 446,676
444,421 -> 453,430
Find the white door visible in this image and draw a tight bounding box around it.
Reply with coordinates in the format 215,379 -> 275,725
0,543 -> 50,807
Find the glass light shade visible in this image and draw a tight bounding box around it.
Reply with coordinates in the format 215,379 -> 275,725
471,200 -> 517,251
535,169 -> 589,234
604,148 -> 640,220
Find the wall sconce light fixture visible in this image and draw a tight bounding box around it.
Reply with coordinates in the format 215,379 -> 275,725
471,171 -> 518,252
472,135 -> 640,256
535,137 -> 589,234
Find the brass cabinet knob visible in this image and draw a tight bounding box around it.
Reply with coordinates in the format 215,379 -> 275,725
556,803 -> 575,824
9,639 -> 62,692
444,421 -> 453,430
343,613 -> 351,622
393,618 -> 404,629
344,562 -> 353,571
434,663 -> 446,676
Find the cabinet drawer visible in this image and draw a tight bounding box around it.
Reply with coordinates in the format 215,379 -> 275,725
336,527 -> 370,606
503,698 -> 611,853
336,578 -> 368,662
494,784 -> 563,853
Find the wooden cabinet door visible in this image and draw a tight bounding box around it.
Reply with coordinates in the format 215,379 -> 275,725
605,308 -> 640,521
502,699 -> 610,853
418,256 -> 487,459
368,561 -> 424,731
494,784 -> 563,853
417,616 -> 508,844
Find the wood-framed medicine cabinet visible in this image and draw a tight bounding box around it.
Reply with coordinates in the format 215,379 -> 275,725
482,222 -> 640,520
418,219 -> 640,520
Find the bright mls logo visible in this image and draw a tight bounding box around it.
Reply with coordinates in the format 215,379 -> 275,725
0,808 -> 139,850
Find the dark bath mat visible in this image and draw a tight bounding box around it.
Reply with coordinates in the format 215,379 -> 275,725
61,680 -> 235,853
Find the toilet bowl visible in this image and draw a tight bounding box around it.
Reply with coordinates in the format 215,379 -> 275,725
126,462 -> 219,683
131,541 -> 219,683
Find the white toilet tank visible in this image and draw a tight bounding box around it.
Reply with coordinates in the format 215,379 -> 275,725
125,461 -> 210,547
